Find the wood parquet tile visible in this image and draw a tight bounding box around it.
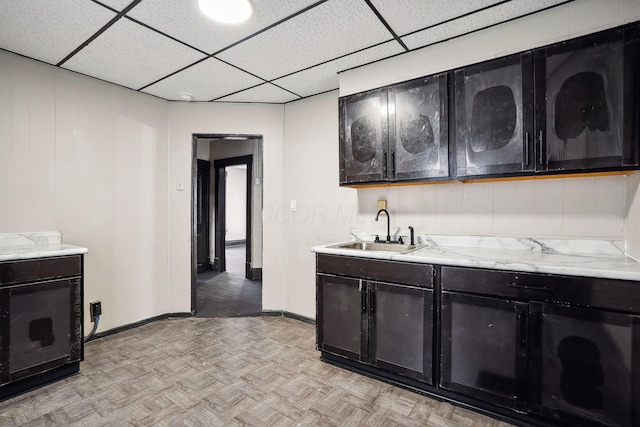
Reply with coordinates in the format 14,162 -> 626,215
0,316 -> 514,426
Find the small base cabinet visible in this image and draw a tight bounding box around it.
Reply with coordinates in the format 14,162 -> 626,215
440,292 -> 528,412
316,254 -> 434,384
0,255 -> 84,400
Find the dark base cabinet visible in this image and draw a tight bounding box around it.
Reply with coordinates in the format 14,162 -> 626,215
440,292 -> 528,412
317,255 -> 640,427
0,255 -> 84,400
316,255 -> 434,385
529,303 -> 640,427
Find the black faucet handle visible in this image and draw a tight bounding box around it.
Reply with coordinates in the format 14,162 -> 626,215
408,226 -> 415,246
374,235 -> 380,242
398,236 -> 404,244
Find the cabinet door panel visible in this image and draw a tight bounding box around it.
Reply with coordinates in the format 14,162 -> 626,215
454,53 -> 534,178
339,89 -> 389,184
389,74 -> 449,181
316,274 -> 363,361
529,303 -> 640,427
536,26 -> 639,172
369,283 -> 433,384
440,292 -> 528,411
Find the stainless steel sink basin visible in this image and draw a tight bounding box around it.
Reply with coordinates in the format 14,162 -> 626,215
328,241 -> 425,253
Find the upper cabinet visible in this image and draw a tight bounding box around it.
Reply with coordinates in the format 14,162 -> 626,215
339,88 -> 389,184
339,73 -> 448,186
535,25 -> 640,173
339,22 -> 640,185
454,53 -> 534,179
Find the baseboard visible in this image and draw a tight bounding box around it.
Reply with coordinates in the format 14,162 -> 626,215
85,312 -> 193,343
250,267 -> 262,281
85,310 -> 315,343
261,310 -> 315,325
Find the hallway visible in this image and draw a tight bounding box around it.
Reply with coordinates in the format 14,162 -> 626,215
195,245 -> 262,318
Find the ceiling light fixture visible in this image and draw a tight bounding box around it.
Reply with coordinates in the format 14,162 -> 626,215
179,92 -> 193,102
198,0 -> 252,24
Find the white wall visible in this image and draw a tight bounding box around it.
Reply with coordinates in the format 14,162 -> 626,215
225,166 -> 247,242
281,0 -> 640,319
0,50 -> 171,332
168,102 -> 284,313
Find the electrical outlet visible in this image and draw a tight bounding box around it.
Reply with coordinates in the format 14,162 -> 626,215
90,301 -> 102,322
377,200 -> 387,210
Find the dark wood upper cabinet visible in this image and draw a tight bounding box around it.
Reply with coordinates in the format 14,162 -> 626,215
339,22 -> 640,184
535,25 -> 640,173
339,74 -> 449,185
454,53 -> 534,179
388,74 -> 449,181
339,88 -> 389,185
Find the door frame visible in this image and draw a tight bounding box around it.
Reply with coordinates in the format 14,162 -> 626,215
191,134 -> 261,314
213,155 -> 253,277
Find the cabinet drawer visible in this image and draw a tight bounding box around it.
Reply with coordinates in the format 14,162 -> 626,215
317,254 -> 432,288
0,256 -> 82,286
441,266 -> 640,313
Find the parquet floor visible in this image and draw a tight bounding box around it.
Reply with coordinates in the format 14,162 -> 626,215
0,316 -> 513,426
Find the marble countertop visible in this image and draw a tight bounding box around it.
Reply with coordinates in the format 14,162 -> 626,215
0,232 -> 88,262
312,233 -> 640,282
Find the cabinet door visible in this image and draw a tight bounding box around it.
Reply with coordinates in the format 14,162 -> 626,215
339,88 -> 389,185
388,73 -> 449,181
368,282 -> 433,384
316,274 -> 364,361
529,303 -> 640,427
535,25 -> 640,172
454,52 -> 534,179
440,292 -> 528,411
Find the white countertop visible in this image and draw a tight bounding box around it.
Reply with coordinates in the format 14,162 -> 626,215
0,232 -> 88,262
312,234 -> 640,282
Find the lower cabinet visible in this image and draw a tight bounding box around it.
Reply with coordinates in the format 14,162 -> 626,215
316,255 -> 434,384
440,292 -> 528,412
318,255 -> 640,426
440,265 -> 640,427
529,303 -> 640,427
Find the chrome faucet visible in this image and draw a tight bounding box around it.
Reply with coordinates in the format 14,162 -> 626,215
375,209 -> 391,243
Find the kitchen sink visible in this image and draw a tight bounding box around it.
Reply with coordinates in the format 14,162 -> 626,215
328,241 -> 425,253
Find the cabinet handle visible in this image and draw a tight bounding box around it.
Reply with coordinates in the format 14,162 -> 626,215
508,283 -> 553,292
391,151 -> 396,177
538,130 -> 543,164
361,286 -> 367,313
369,288 -> 375,314
524,132 -> 529,166
382,152 -> 388,178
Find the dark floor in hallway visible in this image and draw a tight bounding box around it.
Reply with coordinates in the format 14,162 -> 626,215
196,245 -> 262,318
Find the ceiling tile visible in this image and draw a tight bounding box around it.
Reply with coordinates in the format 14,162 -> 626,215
142,58 -> 264,101
98,0 -> 134,12
371,0 -> 505,36
402,0 -> 570,50
0,0 -> 116,64
216,83 -> 299,103
126,0 -> 321,54
62,18 -> 206,91
272,41 -> 404,97
217,0 -> 396,80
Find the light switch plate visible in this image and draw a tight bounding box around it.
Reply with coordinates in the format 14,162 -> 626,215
377,200 -> 387,210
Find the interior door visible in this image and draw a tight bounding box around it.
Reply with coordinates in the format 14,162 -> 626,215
196,159 -> 211,273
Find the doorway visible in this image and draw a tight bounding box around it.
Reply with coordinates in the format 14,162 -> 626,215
213,155 -> 253,277
191,134 -> 263,317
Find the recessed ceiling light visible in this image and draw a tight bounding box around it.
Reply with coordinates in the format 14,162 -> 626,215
198,0 -> 252,24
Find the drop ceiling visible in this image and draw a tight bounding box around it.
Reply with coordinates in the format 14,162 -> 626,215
0,0 -> 573,103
